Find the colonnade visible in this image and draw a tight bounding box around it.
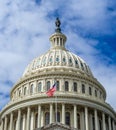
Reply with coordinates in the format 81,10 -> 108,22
0,103 -> 116,130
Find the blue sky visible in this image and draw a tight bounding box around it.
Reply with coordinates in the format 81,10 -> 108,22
0,0 -> 116,110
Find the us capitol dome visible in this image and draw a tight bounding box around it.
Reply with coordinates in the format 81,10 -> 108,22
0,18 -> 116,130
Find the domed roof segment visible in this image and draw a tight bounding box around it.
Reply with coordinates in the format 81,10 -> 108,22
23,18 -> 93,77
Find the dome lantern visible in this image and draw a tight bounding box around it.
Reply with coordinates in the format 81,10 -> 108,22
49,18 -> 67,50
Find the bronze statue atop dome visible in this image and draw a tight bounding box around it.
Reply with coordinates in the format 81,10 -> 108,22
55,17 -> 61,33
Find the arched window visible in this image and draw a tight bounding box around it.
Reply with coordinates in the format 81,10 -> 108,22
24,87 -> 27,95
38,82 -> 42,92
45,112 -> 50,125
56,81 -> 60,91
89,87 -> 92,95
65,81 -> 69,91
47,81 -> 50,91
35,113 -> 38,128
65,112 -> 70,126
82,84 -> 85,93
95,90 -> 97,97
73,82 -> 77,92
55,112 -> 60,122
77,114 -> 81,129
30,84 -> 34,94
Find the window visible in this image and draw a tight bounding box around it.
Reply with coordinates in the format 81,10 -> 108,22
65,81 -> 69,91
56,81 -> 60,91
95,90 -> 97,97
73,82 -> 77,92
77,114 -> 81,129
47,81 -> 50,91
38,82 -> 42,92
56,56 -> 59,62
24,87 -> 27,95
45,112 -> 50,125
30,84 -> 34,94
81,62 -> 84,70
89,87 -> 92,95
100,91 -> 102,98
43,57 -> 46,65
63,57 -> 66,62
82,84 -> 85,93
55,112 -> 60,122
49,56 -> 53,63
75,60 -> 78,65
65,112 -> 70,126
69,58 -> 72,63
35,114 -> 38,128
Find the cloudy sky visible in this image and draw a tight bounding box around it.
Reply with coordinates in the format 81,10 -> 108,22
0,0 -> 116,111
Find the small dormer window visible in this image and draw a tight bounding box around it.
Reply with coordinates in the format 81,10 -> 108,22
43,57 -> 46,65
81,62 -> 84,70
56,56 -> 59,62
69,58 -> 72,63
49,56 -> 53,63
63,57 -> 66,62
75,60 -> 78,65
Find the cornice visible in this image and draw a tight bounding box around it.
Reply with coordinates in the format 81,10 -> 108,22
1,93 -> 115,120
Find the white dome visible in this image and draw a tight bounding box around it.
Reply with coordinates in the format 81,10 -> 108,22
23,32 -> 93,78
23,49 -> 93,77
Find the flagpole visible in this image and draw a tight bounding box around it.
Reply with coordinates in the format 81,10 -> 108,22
55,95 -> 57,122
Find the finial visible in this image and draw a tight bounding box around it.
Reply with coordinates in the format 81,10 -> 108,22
55,17 -> 61,33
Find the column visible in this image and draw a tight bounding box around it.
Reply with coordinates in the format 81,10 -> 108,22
1,119 -> 3,130
60,79 -> 64,91
113,120 -> 115,130
85,107 -> 89,130
94,109 -> 98,130
26,107 -> 31,130
108,116 -> 111,130
4,116 -> 7,130
102,112 -> 106,130
50,104 -> 53,123
62,104 -> 65,124
17,109 -> 21,130
22,114 -> 26,130
9,112 -> 13,130
74,105 -> 77,128
89,114 -> 93,130
81,111 -> 85,130
38,105 -> 41,128
30,111 -> 34,130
